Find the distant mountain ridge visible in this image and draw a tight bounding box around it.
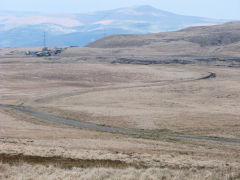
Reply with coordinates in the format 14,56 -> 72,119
0,5 -> 228,48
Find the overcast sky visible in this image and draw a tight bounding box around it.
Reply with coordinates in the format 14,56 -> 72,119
0,0 -> 239,20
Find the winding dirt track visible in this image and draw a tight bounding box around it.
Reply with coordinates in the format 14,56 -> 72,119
2,71 -> 238,144
1,103 -> 240,144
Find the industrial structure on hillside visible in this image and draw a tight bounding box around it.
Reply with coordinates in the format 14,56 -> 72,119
25,32 -> 64,57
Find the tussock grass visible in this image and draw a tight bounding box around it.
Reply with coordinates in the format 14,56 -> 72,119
0,163 -> 239,180
0,153 -> 146,169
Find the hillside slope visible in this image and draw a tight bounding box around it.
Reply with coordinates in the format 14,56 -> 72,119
86,22 -> 240,58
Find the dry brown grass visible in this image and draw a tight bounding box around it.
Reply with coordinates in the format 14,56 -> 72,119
0,50 -> 240,179
1,57 -> 238,138
1,163 -> 240,180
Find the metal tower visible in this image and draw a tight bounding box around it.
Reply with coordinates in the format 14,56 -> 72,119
43,31 -> 46,48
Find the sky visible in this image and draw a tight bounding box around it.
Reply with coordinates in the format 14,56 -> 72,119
0,0 -> 240,20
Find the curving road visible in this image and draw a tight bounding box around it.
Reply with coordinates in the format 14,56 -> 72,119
1,104 -> 240,144
2,71 -> 235,144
